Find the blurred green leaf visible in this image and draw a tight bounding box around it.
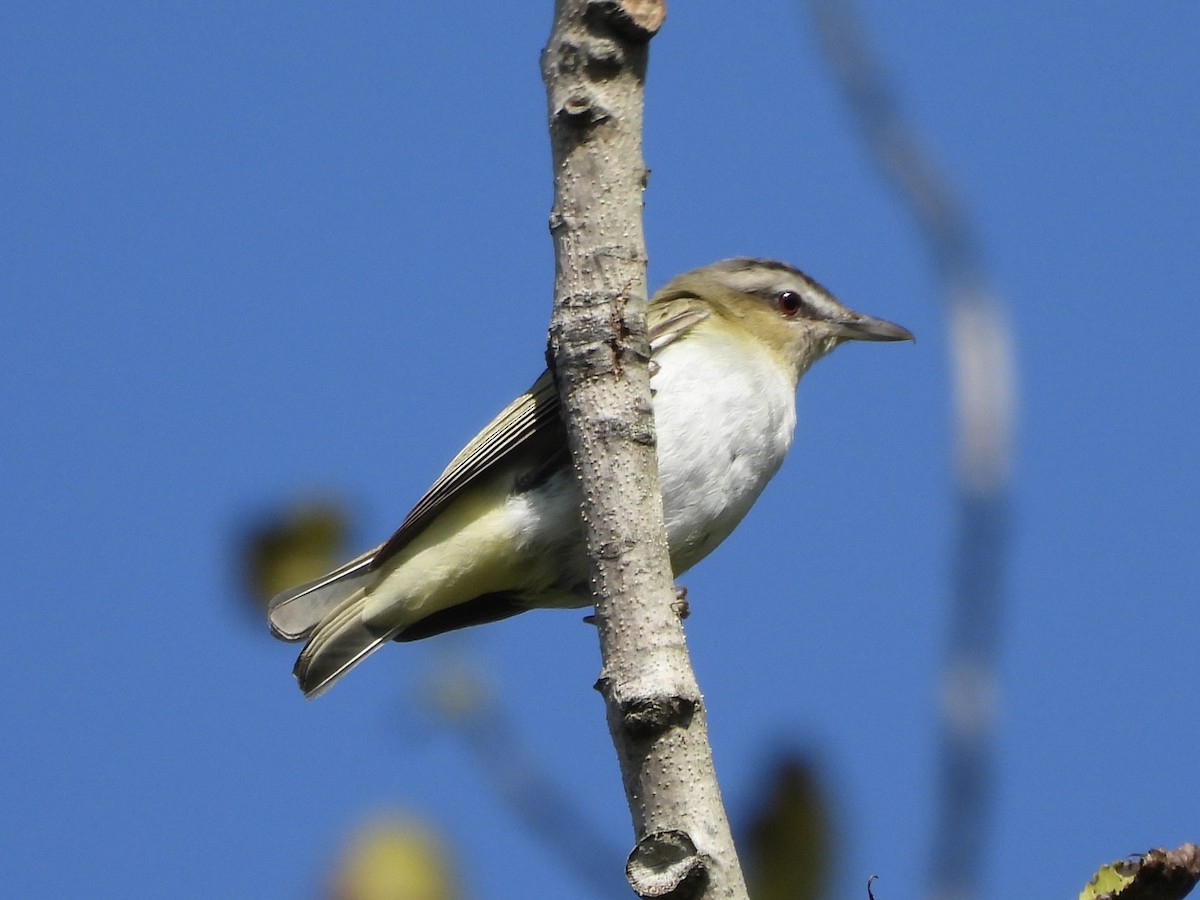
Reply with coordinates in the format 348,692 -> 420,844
239,500 -> 348,613
743,753 -> 834,900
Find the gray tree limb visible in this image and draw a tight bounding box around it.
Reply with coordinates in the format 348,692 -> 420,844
540,1 -> 749,896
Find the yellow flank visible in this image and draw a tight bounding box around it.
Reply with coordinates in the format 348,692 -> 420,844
361,478 -> 528,627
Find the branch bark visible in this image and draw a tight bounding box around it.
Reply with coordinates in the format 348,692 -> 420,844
540,2 -> 748,897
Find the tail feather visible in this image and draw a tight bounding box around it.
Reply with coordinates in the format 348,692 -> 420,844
292,588 -> 404,698
267,547 -> 378,641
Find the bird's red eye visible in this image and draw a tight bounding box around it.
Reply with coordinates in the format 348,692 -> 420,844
777,290 -> 803,316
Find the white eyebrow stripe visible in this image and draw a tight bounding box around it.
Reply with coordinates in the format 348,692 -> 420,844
803,292 -> 843,318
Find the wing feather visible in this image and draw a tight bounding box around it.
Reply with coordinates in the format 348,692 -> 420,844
267,544 -> 383,640
371,370 -> 562,567
648,299 -> 710,352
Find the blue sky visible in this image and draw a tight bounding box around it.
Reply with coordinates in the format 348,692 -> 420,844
3,3 -> 1197,898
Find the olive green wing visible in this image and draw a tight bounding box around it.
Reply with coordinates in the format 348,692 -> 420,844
371,369 -> 565,566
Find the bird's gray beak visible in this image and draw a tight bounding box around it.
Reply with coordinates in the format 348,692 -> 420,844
835,312 -> 914,343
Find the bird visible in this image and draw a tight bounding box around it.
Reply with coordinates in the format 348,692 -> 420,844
269,257 -> 912,697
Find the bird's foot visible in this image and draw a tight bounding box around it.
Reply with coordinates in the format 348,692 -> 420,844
672,585 -> 690,620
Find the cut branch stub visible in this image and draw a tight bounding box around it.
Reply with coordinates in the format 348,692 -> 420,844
627,829 -> 710,899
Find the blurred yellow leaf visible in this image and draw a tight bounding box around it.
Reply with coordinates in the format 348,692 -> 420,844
330,818 -> 460,900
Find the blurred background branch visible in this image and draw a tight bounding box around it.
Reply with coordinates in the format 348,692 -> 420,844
804,3 -> 1018,899
415,650 -> 629,897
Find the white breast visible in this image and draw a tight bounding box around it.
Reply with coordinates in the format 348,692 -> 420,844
651,326 -> 797,573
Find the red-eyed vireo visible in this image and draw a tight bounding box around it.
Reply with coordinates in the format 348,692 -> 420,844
270,258 -> 912,697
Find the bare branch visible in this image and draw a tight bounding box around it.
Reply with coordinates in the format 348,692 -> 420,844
541,1 -> 748,896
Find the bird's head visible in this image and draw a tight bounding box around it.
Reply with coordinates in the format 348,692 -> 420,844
656,257 -> 913,381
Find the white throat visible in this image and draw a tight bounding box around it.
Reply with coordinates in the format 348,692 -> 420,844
650,326 -> 798,573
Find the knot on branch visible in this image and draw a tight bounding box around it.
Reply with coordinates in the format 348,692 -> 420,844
626,829 -> 710,899
620,692 -> 696,738
586,0 -> 666,43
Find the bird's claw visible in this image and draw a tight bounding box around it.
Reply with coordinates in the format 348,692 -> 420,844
672,585 -> 690,620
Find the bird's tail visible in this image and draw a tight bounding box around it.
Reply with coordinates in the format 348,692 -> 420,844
291,588 -> 405,698
267,544 -> 381,641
